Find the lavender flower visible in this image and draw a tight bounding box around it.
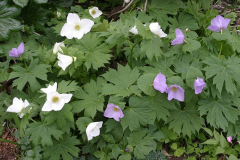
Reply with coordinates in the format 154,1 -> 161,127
167,85 -> 184,102
171,29 -> 185,45
207,15 -> 230,32
153,73 -> 168,93
125,148 -> 129,152
227,136 -> 232,143
103,103 -> 124,121
194,77 -> 206,94
9,42 -> 24,58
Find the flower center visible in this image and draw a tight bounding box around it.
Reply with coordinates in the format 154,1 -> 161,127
171,87 -> 178,92
75,25 -> 81,30
52,96 -> 59,103
114,107 -> 119,111
91,10 -> 96,15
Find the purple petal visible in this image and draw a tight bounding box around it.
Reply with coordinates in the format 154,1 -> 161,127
171,29 -> 184,45
9,48 -> 19,57
221,18 -> 231,30
167,85 -> 184,102
103,103 -> 124,121
153,73 -> 167,93
206,25 -> 220,32
194,77 -> 206,94
17,42 -> 24,55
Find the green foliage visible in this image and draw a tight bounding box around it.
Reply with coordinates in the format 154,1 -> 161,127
0,0 -> 22,41
9,59 -> 50,92
101,64 -> 141,97
121,96 -> 155,131
13,0 -> 29,8
43,134 -> 81,160
203,56 -> 240,95
26,122 -> 63,146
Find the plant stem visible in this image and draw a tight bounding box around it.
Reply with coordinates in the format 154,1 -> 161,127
129,38 -> 143,68
218,43 -> 223,58
29,117 -> 37,123
0,138 -> 20,146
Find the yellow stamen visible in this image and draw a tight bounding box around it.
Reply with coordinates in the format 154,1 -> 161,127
91,10 -> 96,15
114,107 -> 119,111
171,87 -> 178,92
52,96 -> 59,103
75,25 -> 80,30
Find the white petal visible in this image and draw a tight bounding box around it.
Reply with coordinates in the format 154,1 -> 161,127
6,98 -> 23,113
79,19 -> 94,34
89,127 -> 100,137
89,7 -> 102,19
74,30 -> 85,39
67,13 -> 81,24
57,53 -> 73,71
60,23 -> 75,39
19,113 -> 25,118
41,82 -> 57,94
157,29 -> 168,38
23,100 -> 30,108
52,100 -> 65,111
42,101 -> 53,111
59,94 -> 72,103
129,26 -> 138,34
149,22 -> 161,35
86,121 -> 103,141
53,42 -> 65,54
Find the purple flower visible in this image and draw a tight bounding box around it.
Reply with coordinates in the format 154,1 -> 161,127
167,85 -> 184,102
207,15 -> 230,32
227,136 -> 232,143
171,29 -> 185,45
9,42 -> 24,58
153,73 -> 168,93
103,103 -> 124,122
125,148 -> 129,152
194,77 -> 206,94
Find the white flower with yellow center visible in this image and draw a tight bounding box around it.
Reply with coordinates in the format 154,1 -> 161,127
6,97 -> 30,118
53,42 -> 65,54
149,22 -> 167,38
57,53 -> 76,71
60,13 -> 94,39
41,91 -> 72,112
89,7 -> 102,19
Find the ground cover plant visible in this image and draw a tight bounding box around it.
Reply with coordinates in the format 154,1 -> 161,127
1,0 -> 240,159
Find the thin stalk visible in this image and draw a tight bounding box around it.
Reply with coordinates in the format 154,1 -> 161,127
129,38 -> 143,68
218,43 -> 223,58
0,138 -> 20,146
29,117 -> 37,123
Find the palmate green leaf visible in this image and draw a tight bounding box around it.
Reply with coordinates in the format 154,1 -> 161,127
71,77 -> 105,118
0,0 -> 22,41
182,38 -> 201,53
146,93 -> 176,121
57,80 -> 80,93
0,60 -> 9,82
9,59 -> 50,92
140,37 -> 164,60
135,18 -> 152,39
101,64 -> 141,97
127,129 -> 156,159
137,73 -> 156,96
26,122 -> 63,146
43,134 -> 80,160
72,33 -> 112,70
199,98 -> 240,130
13,0 -> 29,8
167,104 -> 205,137
120,96 -> 155,131
203,56 -> 240,95
76,117 -> 92,134
44,104 -> 74,130
147,0 -> 183,27
34,0 -> 48,3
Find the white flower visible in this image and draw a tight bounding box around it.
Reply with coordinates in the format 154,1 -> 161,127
41,82 -> 57,94
124,0 -> 130,3
86,121 -> 103,141
57,11 -> 61,18
129,25 -> 138,34
41,83 -> 72,111
60,13 -> 94,39
6,97 -> 30,118
57,53 -> 74,71
53,42 -> 65,54
89,7 -> 102,19
149,22 -> 167,38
